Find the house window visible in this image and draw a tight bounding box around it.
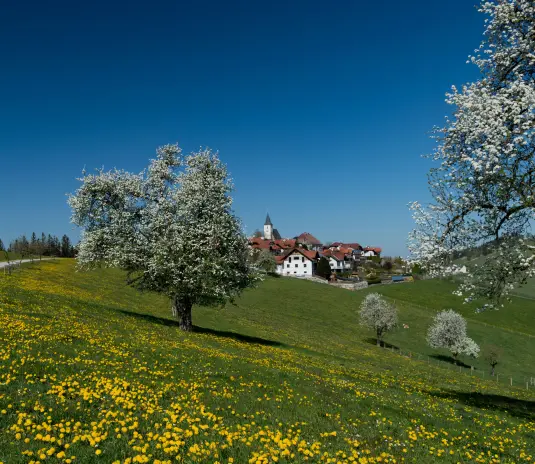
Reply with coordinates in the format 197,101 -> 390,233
303,263 -> 307,267
304,271 -> 307,274
295,264 -> 298,268
330,263 -> 334,267
294,271 -> 297,274
287,264 -> 290,268
302,257 -> 304,262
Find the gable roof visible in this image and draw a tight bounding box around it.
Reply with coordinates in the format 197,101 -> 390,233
297,232 -> 322,246
328,251 -> 346,262
272,228 -> 282,240
274,238 -> 296,248
364,246 -> 382,254
329,242 -> 362,250
282,247 -> 319,262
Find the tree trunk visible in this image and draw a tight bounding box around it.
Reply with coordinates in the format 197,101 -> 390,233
172,296 -> 193,332
376,329 -> 382,347
491,365 -> 495,376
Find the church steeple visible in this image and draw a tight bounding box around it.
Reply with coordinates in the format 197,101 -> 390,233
264,213 -> 273,240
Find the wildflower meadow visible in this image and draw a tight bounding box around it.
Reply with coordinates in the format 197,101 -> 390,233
0,260 -> 534,463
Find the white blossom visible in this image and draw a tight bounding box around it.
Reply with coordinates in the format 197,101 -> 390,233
409,0 -> 535,306
427,310 -> 480,360
68,144 -> 258,331
359,293 -> 398,346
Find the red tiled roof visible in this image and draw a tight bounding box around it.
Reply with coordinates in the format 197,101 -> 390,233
329,251 -> 346,262
274,255 -> 285,264
297,232 -> 322,246
329,242 -> 362,250
281,247 -> 319,262
364,246 -> 382,253
275,239 -> 296,248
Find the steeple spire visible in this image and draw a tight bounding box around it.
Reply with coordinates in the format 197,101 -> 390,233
264,213 -> 272,226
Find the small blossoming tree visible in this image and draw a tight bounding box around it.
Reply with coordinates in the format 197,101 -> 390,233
359,293 -> 398,346
427,310 -> 480,363
68,144 -> 257,331
409,0 -> 535,306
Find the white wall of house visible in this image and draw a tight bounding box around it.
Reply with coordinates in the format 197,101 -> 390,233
363,250 -> 376,257
276,263 -> 284,275
282,252 -> 314,276
328,257 -> 351,272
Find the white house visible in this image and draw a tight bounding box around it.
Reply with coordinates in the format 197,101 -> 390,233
324,251 -> 351,273
276,247 -> 318,277
363,247 -> 382,257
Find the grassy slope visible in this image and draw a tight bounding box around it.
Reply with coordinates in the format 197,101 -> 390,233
370,279 -> 535,381
0,260 -> 533,464
0,252 -> 23,262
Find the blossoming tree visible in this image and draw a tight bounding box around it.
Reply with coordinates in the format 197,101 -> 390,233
409,0 -> 535,306
359,293 -> 398,346
68,144 -> 257,331
427,310 -> 480,363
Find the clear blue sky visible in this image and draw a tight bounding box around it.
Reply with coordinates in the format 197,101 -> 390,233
0,0 -> 483,256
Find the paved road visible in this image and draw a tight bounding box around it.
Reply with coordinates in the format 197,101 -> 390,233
0,258 -> 54,269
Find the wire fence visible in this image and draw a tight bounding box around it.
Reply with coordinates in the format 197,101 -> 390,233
381,343 -> 535,391
1,257 -> 57,276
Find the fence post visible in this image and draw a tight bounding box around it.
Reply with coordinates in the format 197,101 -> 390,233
510,377 -> 513,386
471,366 -> 473,376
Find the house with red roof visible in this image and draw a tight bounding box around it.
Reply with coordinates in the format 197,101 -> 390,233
296,232 -> 322,251
320,249 -> 352,273
276,247 -> 319,276
363,246 -> 382,257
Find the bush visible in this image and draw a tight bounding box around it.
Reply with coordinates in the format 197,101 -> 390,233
366,278 -> 382,285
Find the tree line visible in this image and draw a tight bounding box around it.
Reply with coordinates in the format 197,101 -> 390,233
0,233 -> 76,260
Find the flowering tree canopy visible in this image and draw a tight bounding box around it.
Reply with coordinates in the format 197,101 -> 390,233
68,144 -> 257,331
359,293 -> 398,346
409,0 -> 535,306
427,310 -> 480,361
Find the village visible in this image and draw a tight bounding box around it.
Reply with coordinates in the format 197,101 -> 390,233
248,214 -> 383,279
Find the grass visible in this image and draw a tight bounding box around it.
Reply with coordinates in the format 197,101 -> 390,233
0,260 -> 533,464
0,252 -> 24,262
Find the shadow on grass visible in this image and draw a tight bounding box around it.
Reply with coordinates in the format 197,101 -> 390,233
431,354 -> 473,369
430,389 -> 535,421
116,309 -> 285,347
364,337 -> 400,350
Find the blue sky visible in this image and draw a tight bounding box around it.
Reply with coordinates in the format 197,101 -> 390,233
0,0 -> 484,255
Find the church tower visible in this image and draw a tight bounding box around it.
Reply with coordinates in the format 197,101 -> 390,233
264,213 -> 273,240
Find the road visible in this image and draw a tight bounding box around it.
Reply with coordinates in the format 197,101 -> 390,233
0,258 -> 54,269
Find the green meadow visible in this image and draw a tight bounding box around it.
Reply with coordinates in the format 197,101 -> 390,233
0,260 -> 533,464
